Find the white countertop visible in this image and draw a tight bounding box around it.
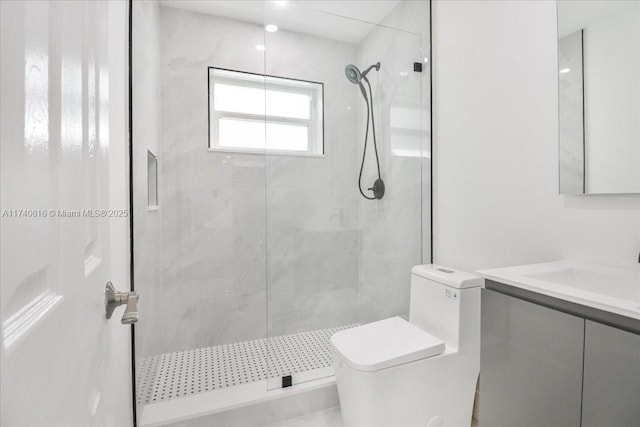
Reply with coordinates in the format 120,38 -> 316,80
477,260 -> 640,320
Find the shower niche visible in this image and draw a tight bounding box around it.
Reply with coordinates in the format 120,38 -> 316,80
146,150 -> 158,208
131,0 -> 431,424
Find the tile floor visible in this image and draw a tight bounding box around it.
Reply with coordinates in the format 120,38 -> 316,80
137,324 -> 357,405
264,407 -> 480,427
264,407 -> 343,427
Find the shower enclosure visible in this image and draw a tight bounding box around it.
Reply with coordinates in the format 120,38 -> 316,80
131,0 -> 431,424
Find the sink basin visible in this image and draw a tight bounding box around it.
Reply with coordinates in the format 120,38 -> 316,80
478,261 -> 640,320
525,267 -> 640,303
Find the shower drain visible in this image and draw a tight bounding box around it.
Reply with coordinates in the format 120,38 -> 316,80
135,324 -> 358,406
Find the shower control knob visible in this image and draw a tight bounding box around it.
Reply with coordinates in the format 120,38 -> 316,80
368,178 -> 385,200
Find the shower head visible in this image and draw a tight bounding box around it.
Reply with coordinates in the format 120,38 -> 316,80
345,64 -> 361,84
344,62 -> 381,84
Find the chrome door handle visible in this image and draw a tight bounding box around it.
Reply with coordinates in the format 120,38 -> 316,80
105,281 -> 139,324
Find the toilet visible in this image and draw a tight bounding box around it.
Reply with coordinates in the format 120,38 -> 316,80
331,265 -> 483,427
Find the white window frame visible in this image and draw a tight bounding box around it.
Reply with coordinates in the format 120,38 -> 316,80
208,67 -> 324,157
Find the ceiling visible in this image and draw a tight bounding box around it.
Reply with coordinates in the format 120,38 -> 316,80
159,0 -> 402,44
558,0 -> 637,37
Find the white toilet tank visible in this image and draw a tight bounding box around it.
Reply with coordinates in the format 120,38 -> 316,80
409,265 -> 483,350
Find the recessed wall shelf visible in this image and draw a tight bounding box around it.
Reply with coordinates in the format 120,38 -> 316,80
147,149 -> 158,209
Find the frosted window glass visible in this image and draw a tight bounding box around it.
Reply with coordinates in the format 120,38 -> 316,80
266,122 -> 308,151
218,118 -> 265,150
215,84 -> 311,120
218,118 -> 309,152
266,90 -> 310,119
214,83 -> 265,115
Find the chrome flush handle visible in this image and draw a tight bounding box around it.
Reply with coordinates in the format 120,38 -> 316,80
105,281 -> 139,324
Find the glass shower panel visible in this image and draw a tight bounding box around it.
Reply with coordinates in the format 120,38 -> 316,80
264,1 -> 428,390
132,0 -> 267,422
131,0 -> 430,421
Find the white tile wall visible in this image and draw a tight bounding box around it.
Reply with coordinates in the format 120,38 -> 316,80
135,0 -> 431,365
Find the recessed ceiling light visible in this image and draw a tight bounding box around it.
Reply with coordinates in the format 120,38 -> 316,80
265,24 -> 278,33
400,71 -> 409,77
255,44 -> 266,51
423,57 -> 429,63
560,68 -> 570,74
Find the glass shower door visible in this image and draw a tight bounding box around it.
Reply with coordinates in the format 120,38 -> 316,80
264,0 -> 429,390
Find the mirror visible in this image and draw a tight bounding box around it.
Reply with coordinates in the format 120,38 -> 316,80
557,0 -> 640,194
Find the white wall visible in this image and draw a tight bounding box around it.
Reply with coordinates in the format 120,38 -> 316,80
432,0 -> 640,272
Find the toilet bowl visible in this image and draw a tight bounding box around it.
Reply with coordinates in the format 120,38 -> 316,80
331,265 -> 482,427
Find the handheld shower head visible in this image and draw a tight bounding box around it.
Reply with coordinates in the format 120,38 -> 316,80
345,61 -> 385,201
344,62 -> 381,84
345,64 -> 361,84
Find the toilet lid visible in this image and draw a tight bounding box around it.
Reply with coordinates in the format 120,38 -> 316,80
330,316 -> 445,372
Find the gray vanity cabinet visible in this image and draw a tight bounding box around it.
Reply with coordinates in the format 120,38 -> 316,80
481,286 -> 640,427
480,289 -> 584,427
582,320 -> 640,427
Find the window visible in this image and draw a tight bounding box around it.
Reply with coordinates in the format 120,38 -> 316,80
208,67 -> 323,156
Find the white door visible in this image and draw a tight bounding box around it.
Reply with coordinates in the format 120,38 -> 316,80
0,1 -> 132,426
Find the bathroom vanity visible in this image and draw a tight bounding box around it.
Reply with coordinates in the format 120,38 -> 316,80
477,261 -> 640,427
